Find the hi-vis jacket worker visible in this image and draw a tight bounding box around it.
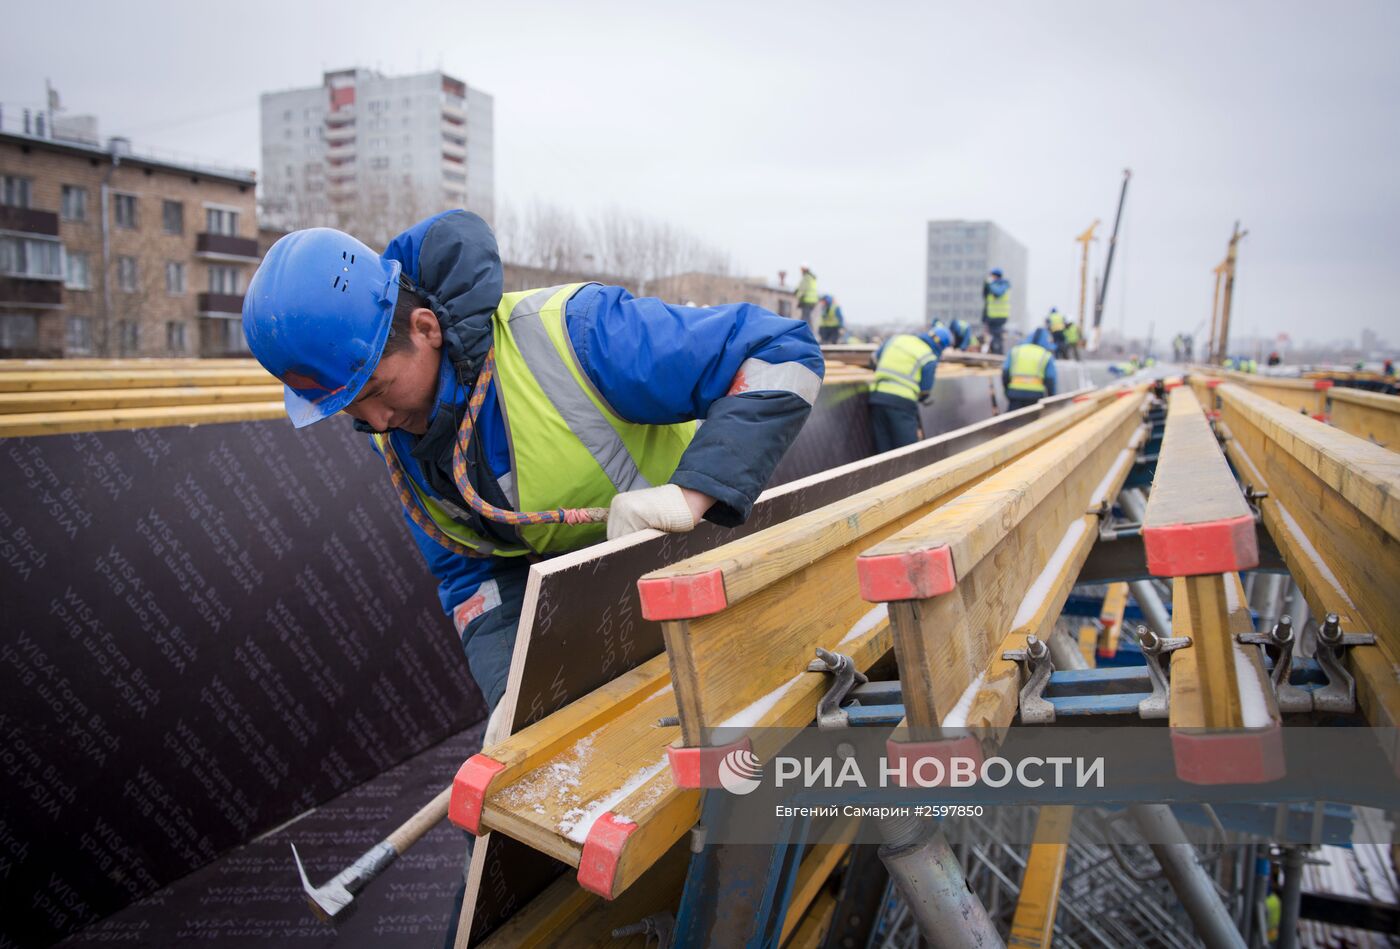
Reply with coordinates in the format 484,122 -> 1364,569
932,317 -> 973,350
242,211 -> 823,710
867,326 -> 953,454
1002,327 -> 1059,409
817,294 -> 844,344
982,269 -> 1013,355
794,263 -> 820,328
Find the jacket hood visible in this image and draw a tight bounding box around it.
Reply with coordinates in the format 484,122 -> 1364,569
409,211 -> 504,381
1031,327 -> 1054,349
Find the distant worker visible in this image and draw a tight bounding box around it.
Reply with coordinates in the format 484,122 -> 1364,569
795,262 -> 820,329
932,317 -> 973,350
241,212 -> 823,717
1268,351 -> 1281,366
817,294 -> 844,344
1062,320 -> 1082,360
868,326 -> 953,453
1385,358 -> 1395,378
1046,307 -> 1068,357
982,268 -> 1012,355
1002,327 -> 1058,411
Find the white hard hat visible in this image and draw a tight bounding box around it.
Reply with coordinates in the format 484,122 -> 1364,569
800,261 -> 811,270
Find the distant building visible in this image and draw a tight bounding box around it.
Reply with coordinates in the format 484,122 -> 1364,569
650,272 -> 794,319
925,220 -> 1028,332
260,68 -> 494,244
0,108 -> 259,358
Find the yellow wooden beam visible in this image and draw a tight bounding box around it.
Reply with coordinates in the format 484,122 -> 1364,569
0,384 -> 283,414
1008,805 -> 1075,949
0,367 -> 276,391
1327,386 -> 1400,449
0,401 -> 286,437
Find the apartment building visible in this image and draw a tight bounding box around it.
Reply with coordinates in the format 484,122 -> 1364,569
0,115 -> 259,358
925,220 -> 1028,332
260,68 -> 494,244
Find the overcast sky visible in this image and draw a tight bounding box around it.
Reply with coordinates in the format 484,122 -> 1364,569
4,1 -> 1397,347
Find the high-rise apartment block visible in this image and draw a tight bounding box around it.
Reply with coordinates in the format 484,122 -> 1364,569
925,220 -> 1028,332
260,68 -> 494,243
0,108 -> 259,358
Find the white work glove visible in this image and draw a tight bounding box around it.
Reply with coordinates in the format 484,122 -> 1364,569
606,484 -> 697,540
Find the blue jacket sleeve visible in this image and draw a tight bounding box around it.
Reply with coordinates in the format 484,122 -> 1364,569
1001,353 -> 1013,391
1044,358 -> 1058,396
567,285 -> 823,525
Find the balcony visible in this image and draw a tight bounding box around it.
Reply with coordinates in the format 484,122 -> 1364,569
325,124 -> 356,144
442,102 -> 465,125
325,110 -> 355,127
195,233 -> 260,262
0,205 -> 60,237
327,140 -> 357,162
0,277 -> 62,308
442,137 -> 465,159
197,292 -> 244,317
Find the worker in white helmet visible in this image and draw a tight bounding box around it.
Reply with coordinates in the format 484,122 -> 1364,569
794,262 -> 819,330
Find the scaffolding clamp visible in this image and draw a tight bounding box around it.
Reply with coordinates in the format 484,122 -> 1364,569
1312,613 -> 1375,714
1002,634 -> 1056,724
1237,615 -> 1312,714
807,647 -> 868,730
1137,625 -> 1191,720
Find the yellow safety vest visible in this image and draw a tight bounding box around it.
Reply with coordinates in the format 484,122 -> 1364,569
1007,343 -> 1051,396
1047,311 -> 1066,332
796,272 -> 819,305
375,284 -> 696,556
819,300 -> 841,328
1064,323 -> 1081,344
985,288 -> 1011,321
873,334 -> 937,401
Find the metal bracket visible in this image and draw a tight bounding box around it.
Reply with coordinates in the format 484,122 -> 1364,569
1242,483 -> 1269,522
807,647 -> 868,730
612,912 -> 675,948
1312,613 -> 1376,714
1136,626 -> 1191,719
1237,615 -> 1312,714
1001,635 -> 1056,724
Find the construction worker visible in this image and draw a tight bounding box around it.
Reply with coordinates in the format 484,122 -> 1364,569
817,293 -> 844,344
1046,307 -> 1068,357
794,262 -> 820,329
933,317 -> 973,350
867,326 -> 953,454
982,268 -> 1012,355
1062,320 -> 1082,360
1002,327 -> 1058,410
241,212 -> 823,714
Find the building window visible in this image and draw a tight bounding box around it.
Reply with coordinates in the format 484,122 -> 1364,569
117,256 -> 139,292
205,207 -> 239,236
1,176 -> 31,208
113,193 -> 138,229
0,235 -> 64,279
208,264 -> 239,294
61,185 -> 88,221
66,316 -> 95,353
165,261 -> 186,295
166,321 -> 187,353
64,251 -> 90,289
117,320 -> 140,355
0,314 -> 39,349
163,200 -> 184,234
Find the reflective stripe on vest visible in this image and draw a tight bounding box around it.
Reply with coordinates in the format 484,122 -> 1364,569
873,334 -> 937,401
1048,312 -> 1066,332
495,284 -> 696,554
1007,343 -> 1051,395
985,289 -> 1011,320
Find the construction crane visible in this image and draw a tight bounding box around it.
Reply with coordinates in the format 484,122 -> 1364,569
1089,168 -> 1132,352
1208,221 -> 1247,363
1074,219 -> 1100,332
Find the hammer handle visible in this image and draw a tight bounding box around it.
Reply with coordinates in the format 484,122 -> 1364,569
385,786 -> 453,855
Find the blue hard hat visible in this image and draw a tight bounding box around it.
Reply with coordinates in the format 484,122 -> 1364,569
243,228 -> 402,428
930,326 -> 954,352
990,268 -> 1003,278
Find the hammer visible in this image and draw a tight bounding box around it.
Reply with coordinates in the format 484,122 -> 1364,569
291,785 -> 452,921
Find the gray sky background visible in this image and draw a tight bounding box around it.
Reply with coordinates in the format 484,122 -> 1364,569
4,0 -> 1397,348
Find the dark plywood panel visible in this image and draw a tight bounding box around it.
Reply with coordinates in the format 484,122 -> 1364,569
1,418 -> 484,947
460,380 -> 1069,944
59,724 -> 485,948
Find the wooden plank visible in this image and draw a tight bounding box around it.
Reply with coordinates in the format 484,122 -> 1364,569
1327,386 -> 1400,449
0,401 -> 287,437
778,821 -> 859,947
1098,582 -> 1129,658
0,357 -> 261,371
0,384 -> 283,414
1218,392 -> 1400,742
941,424 -> 1145,737
456,390 -> 1098,944
0,367 -> 276,391
1008,806 -> 1075,949
1175,574 -> 1244,728
1077,626 -> 1098,667
861,394 -> 1145,737
1142,385 -> 1258,576
644,397 -> 1108,748
782,891 -> 838,949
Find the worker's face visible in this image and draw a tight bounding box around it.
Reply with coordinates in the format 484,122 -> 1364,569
343,307 -> 442,435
